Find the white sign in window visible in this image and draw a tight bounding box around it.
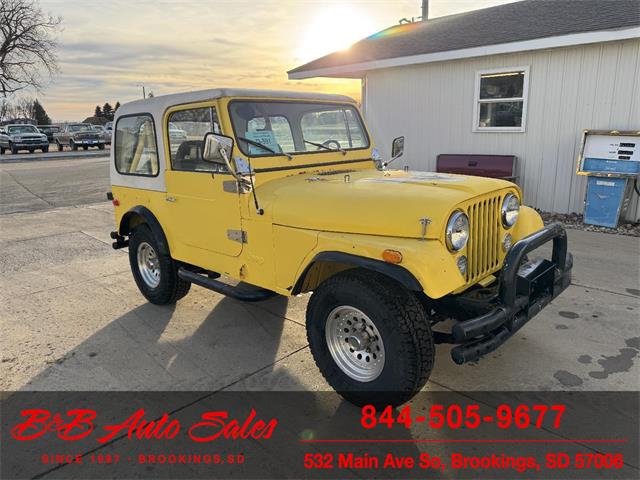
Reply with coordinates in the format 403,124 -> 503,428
473,67 -> 529,132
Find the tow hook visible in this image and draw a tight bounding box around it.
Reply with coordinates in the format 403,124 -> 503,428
110,231 -> 128,250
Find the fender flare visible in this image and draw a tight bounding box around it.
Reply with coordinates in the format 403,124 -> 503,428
119,206 -> 170,256
292,251 -> 423,294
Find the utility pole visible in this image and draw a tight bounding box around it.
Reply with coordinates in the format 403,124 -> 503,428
136,84 -> 146,99
421,0 -> 429,20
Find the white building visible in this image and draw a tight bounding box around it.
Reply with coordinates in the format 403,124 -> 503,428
289,0 -> 640,220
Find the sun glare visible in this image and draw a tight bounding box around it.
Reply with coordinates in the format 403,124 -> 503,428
296,5 -> 376,63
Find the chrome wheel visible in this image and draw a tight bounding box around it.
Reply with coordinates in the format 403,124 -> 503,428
325,306 -> 385,382
137,242 -> 160,288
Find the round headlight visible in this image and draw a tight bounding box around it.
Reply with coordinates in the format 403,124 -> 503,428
501,193 -> 520,228
445,210 -> 469,251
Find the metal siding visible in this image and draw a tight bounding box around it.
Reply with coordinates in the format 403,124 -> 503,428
364,39 -> 640,221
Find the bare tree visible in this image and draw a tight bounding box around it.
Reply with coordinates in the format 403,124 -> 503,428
0,0 -> 62,96
14,96 -> 34,118
0,98 -> 9,122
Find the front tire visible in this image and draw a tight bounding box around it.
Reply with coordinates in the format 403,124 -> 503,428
128,225 -> 191,305
307,269 -> 435,407
71,141 -> 78,151
57,141 -> 63,152
10,143 -> 18,154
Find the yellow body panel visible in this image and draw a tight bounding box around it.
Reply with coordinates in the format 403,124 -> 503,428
111,94 -> 546,299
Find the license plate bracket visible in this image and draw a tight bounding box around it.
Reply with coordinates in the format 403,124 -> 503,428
516,258 -> 555,301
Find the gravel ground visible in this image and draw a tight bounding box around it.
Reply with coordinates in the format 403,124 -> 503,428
538,210 -> 640,237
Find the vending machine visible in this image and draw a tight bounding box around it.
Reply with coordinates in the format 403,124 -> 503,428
576,130 -> 640,228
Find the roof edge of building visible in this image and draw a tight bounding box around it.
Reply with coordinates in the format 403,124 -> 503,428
288,26 -> 640,80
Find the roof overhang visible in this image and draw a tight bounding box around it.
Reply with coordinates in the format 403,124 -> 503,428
288,26 -> 640,79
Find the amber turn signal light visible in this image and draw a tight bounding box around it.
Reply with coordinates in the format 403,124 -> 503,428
382,249 -> 403,264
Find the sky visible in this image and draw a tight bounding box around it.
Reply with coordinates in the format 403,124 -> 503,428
31,0 -> 519,121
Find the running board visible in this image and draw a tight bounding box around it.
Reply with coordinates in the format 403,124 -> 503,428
177,267 -> 278,302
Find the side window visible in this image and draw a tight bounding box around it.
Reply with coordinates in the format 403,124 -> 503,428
246,115 -> 295,153
114,114 -> 159,176
168,106 -> 222,172
473,67 -> 529,132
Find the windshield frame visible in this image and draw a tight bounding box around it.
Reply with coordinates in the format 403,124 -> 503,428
227,99 -> 371,158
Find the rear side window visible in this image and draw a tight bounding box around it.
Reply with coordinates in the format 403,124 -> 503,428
115,114 -> 159,176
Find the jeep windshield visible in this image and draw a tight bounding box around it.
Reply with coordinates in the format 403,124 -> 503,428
229,100 -> 369,158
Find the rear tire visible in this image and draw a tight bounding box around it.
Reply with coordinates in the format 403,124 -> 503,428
128,225 -> 191,305
28,148 -> 34,153
83,145 -> 88,150
57,141 -> 63,152
10,144 -> 18,154
98,143 -> 105,150
42,146 -> 49,153
306,269 -> 435,407
71,141 -> 78,151
0,147 -> 5,154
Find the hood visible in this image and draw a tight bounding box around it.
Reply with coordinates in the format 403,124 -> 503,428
259,169 -> 517,240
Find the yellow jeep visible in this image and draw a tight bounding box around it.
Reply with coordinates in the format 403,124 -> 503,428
109,88 -> 572,405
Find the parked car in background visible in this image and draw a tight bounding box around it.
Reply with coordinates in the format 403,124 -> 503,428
91,124 -> 112,145
0,124 -> 49,154
168,122 -> 187,154
105,121 -> 113,132
53,123 -> 106,151
37,125 -> 61,143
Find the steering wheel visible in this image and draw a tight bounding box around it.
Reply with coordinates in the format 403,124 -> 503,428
322,139 -> 341,150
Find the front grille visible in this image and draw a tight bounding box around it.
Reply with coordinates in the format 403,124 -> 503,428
466,195 -> 503,283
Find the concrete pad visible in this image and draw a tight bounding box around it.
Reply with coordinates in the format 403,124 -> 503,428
0,157 -> 110,214
565,228 -> 640,296
0,202 -> 113,242
431,284 -> 640,391
1,276 -> 308,391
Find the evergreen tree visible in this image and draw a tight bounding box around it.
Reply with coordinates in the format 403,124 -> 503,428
114,101 -> 121,112
32,99 -> 51,125
102,102 -> 113,120
94,105 -> 103,118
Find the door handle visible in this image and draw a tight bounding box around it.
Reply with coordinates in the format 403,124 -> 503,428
468,160 -> 478,166
165,196 -> 176,202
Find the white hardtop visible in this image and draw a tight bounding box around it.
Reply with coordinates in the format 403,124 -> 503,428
111,88 -> 356,192
116,88 -> 356,118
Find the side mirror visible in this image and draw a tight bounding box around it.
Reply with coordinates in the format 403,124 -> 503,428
202,132 -> 234,164
391,136 -> 405,159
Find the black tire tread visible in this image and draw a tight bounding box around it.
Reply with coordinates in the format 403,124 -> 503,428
128,225 -> 191,305
307,268 -> 434,406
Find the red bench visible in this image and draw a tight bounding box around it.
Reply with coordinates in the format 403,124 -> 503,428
436,154 -> 518,183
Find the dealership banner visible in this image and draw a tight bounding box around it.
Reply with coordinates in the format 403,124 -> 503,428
1,391 -> 637,479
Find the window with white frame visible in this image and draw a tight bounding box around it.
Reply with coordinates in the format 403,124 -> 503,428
473,67 -> 529,132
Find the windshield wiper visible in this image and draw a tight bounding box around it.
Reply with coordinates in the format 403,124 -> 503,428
237,136 -> 292,160
304,139 -> 346,154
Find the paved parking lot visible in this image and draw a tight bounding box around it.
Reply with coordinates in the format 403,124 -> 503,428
1,156 -> 638,393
